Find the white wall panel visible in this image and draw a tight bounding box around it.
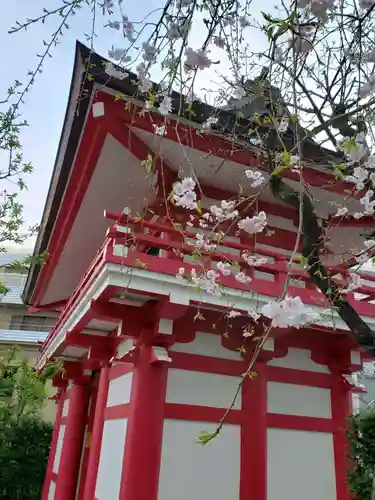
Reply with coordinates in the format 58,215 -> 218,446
170,331 -> 242,360
62,398 -> 69,417
267,382 -> 332,418
53,424 -> 65,473
106,373 -> 133,407
159,419 -> 240,500
267,429 -> 336,500
95,419 -> 128,500
268,348 -> 330,373
48,480 -> 56,500
166,369 -> 241,409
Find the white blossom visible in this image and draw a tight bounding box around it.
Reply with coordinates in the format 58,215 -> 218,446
153,124 -> 166,136
278,117 -> 289,133
245,169 -> 265,188
184,47 -> 213,71
242,252 -> 269,266
235,272 -> 252,284
359,0 -> 375,11
364,239 -> 375,249
159,95 -> 172,115
334,207 -> 348,217
238,212 -> 267,234
217,261 -> 231,276
108,46 -> 128,61
261,296 -> 310,328
209,200 -> 238,221
233,85 -> 246,99
201,116 -> 218,130
142,42 -> 157,62
104,62 -> 128,80
227,310 -> 242,318
173,177 -> 197,210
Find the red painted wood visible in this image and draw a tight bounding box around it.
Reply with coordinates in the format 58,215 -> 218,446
83,366 -> 110,500
32,113 -> 107,307
267,414 -> 334,432
55,383 -> 90,500
119,345 -> 168,500
42,388 -> 66,500
241,360 -> 267,500
164,402 -> 243,424
331,372 -> 351,500
104,403 -> 131,420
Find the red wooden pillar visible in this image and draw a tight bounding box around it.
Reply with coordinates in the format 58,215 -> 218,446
331,372 -> 351,500
240,358 -> 267,500
82,365 -> 110,500
55,383 -> 90,500
42,388 -> 66,500
119,345 -> 168,500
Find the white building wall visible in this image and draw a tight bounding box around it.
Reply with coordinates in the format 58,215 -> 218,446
267,429 -> 336,500
95,419 -> 128,500
268,382 -> 332,418
52,424 -> 66,473
267,347 -> 330,373
166,368 -> 242,409
106,372 -> 133,407
158,420 -> 241,500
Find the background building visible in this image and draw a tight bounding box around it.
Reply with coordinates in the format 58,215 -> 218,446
0,252 -> 57,421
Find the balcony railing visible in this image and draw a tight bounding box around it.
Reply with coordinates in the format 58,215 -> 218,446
42,210 -> 375,350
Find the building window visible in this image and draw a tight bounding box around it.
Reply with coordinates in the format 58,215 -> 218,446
9,315 -> 55,333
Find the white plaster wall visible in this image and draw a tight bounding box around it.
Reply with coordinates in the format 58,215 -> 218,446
166,368 -> 242,409
170,331 -> 242,360
267,428 -> 336,500
268,347 -> 330,373
48,480 -> 56,500
158,419 -> 240,500
53,424 -> 66,473
62,398 -> 70,417
267,382 -> 332,418
95,419 -> 128,500
106,373 -> 133,407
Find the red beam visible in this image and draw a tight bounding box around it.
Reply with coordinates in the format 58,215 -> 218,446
32,112 -> 107,307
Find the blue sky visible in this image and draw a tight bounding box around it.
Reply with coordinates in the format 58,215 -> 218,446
0,0 -> 161,247
0,0 -> 267,251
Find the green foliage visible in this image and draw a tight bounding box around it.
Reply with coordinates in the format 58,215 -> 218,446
0,415 -> 52,499
347,411 -> 375,500
0,348 -> 52,498
0,347 -> 47,422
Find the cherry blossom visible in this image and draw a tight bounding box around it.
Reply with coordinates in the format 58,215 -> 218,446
238,212 -> 267,235
173,178 -> 197,210
201,116 -> 218,130
334,207 -> 348,217
159,96 -> 172,115
153,125 -> 166,136
184,48 -> 213,71
359,0 -> 375,11
235,272 -> 252,284
108,46 -> 128,61
209,200 -> 238,221
226,310 -> 242,318
261,296 -> 310,329
242,252 -> 268,267
105,62 -> 128,80
216,261 -> 231,276
245,169 -> 265,188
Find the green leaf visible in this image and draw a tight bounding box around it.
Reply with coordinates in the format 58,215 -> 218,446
271,164 -> 287,176
196,200 -> 203,216
141,153 -> 153,174
197,430 -> 218,445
